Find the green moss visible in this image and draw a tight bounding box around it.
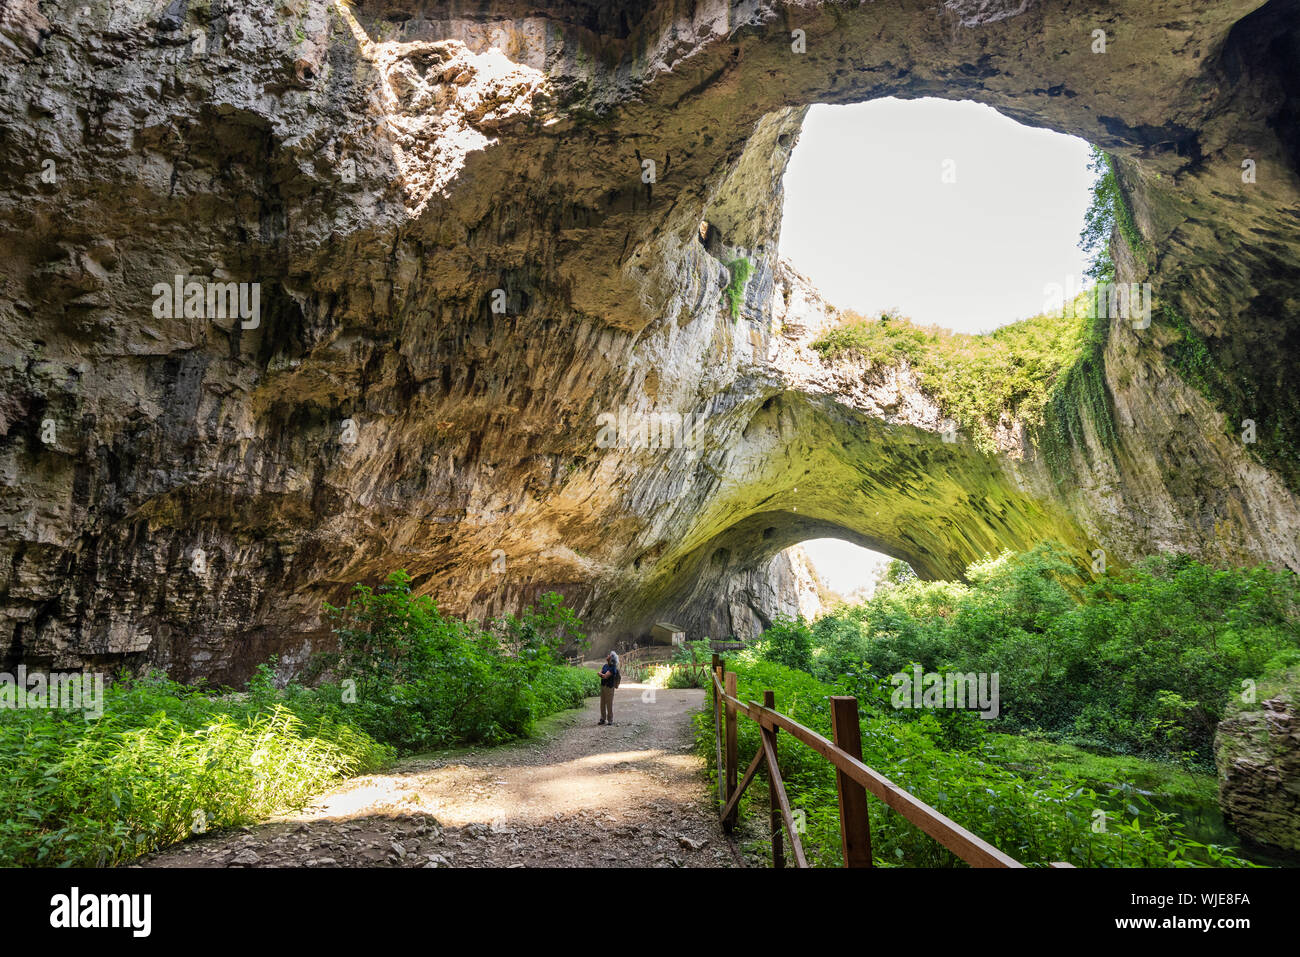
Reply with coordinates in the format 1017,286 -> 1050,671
722,257 -> 752,321
1034,305 -> 1116,481
1163,302 -> 1218,396
1161,301 -> 1300,491
812,299 -> 1110,462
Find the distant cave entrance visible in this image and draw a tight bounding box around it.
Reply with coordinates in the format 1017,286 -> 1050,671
788,538 -> 911,608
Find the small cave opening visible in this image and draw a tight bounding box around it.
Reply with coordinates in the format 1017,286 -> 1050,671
697,219 -> 724,256
788,537 -> 914,605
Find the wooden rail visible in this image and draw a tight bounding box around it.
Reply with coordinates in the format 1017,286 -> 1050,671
621,647 -> 708,686
709,655 -> 1045,869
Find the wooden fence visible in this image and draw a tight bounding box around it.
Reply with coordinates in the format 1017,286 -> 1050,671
710,655 -> 1074,869
621,647 -> 707,686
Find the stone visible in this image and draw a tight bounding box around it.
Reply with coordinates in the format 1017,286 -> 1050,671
1215,668 -> 1300,854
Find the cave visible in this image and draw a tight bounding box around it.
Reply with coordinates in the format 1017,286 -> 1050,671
1,0 -> 1299,867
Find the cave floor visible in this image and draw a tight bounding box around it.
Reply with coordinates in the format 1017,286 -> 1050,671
138,685 -> 736,868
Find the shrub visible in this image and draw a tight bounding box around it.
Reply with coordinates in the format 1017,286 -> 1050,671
802,544 -> 1300,769
0,669 -> 392,867
754,615 -> 815,673
318,571 -> 598,751
694,660 -> 1254,867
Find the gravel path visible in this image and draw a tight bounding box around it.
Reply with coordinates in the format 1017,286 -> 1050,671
141,683 -> 737,868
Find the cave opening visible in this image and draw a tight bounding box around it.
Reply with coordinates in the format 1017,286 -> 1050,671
790,537 -> 904,605
779,96 -> 1098,334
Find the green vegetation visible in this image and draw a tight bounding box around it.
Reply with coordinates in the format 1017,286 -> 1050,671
0,573 -> 598,867
0,667 -> 392,867
812,144 -> 1143,470
983,733 -> 1217,809
1079,145 -> 1148,281
694,659 -> 1254,867
1035,307 -> 1116,478
812,304 -> 1098,454
753,615 -> 814,672
808,543 -> 1300,768
697,542 -> 1299,866
722,257 -> 752,320
637,640 -> 716,689
316,571 -> 599,751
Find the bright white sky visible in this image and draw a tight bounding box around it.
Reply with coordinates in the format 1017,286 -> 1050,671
780,97 -> 1095,335
785,97 -> 1095,598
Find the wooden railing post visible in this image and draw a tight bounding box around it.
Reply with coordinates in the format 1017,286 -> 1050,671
712,657 -> 725,810
723,671 -> 739,832
764,689 -> 785,869
830,696 -> 873,868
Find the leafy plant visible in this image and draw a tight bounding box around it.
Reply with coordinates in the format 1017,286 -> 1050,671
318,571 -> 598,751
754,615 -> 815,672
0,671 -> 392,867
722,257 -> 752,320
694,659 -> 1256,867
494,590 -> 589,663
804,544 -> 1300,769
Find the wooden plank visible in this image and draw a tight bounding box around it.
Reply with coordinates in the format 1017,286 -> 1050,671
763,690 -> 784,869
750,702 -> 1022,868
712,663 -> 725,809
719,745 -> 766,824
724,670 -> 739,832
830,696 -> 873,868
760,691 -> 809,869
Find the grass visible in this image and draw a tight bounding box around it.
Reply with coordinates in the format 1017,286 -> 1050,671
0,670 -> 393,867
981,732 -> 1217,806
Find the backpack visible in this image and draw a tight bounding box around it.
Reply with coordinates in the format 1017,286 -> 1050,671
612,666 -> 621,689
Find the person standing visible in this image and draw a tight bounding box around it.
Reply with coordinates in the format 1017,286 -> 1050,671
598,651 -> 619,725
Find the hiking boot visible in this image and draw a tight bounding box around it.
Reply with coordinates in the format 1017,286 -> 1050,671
597,720 -> 606,725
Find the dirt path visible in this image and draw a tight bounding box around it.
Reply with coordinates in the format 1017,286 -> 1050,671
141,683 -> 737,868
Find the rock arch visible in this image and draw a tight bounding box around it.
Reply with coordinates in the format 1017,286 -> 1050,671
1,0 -> 1298,679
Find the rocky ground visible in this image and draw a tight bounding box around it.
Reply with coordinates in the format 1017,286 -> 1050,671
140,684 -> 739,868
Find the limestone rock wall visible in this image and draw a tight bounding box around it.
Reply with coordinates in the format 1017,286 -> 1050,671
1215,668 -> 1300,854
0,0 -> 1298,688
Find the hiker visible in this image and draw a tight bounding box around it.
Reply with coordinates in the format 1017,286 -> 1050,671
598,651 -> 619,725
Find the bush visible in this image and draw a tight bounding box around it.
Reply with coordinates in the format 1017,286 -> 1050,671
693,660 -> 1254,867
754,615 -> 815,673
0,574 -> 599,866
0,668 -> 392,867
318,571 -> 598,751
803,543 -> 1300,768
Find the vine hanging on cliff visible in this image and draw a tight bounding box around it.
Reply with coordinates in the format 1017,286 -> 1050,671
722,257 -> 753,321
